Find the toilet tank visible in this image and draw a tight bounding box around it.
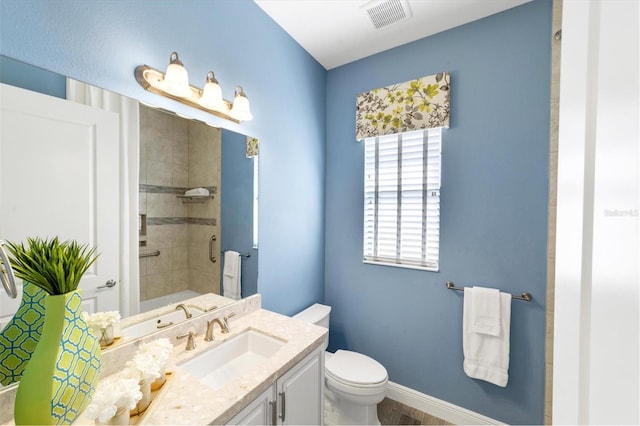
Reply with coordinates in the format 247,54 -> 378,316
293,303 -> 331,329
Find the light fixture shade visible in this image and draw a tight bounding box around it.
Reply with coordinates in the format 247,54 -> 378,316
135,53 -> 253,123
159,52 -> 192,98
199,71 -> 228,112
229,86 -> 253,121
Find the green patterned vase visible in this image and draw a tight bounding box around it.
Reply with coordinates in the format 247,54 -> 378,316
0,282 -> 47,385
14,290 -> 102,425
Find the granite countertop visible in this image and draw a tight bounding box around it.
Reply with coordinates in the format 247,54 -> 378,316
1,295 -> 327,425
95,308 -> 326,425
142,308 -> 326,424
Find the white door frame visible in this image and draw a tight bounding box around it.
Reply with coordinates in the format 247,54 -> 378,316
553,1 -> 639,423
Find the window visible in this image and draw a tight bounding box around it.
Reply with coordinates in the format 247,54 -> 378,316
363,128 -> 442,271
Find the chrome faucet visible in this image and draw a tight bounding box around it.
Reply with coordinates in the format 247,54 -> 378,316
175,303 -> 192,319
204,312 -> 236,341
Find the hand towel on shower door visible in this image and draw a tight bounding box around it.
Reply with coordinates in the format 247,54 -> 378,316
223,250 -> 241,300
463,286 -> 511,387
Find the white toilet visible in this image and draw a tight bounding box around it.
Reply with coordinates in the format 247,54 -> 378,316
293,303 -> 388,425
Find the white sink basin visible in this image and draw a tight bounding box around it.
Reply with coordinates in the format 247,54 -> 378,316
179,329 -> 286,390
121,307 -> 204,339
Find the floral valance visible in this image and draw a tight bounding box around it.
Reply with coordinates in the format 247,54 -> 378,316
355,72 -> 450,141
246,136 -> 259,158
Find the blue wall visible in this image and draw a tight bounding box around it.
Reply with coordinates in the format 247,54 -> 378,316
221,129 -> 259,298
324,1 -> 551,424
1,0 -> 552,422
0,0 -> 327,315
0,56 -> 65,98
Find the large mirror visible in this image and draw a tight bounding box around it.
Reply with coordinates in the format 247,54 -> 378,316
136,104 -> 259,312
0,55 -> 259,386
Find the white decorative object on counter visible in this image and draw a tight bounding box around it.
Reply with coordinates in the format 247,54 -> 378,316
121,338 -> 174,414
85,376 -> 142,425
84,311 -> 121,346
95,407 -> 129,425
137,338 -> 173,390
132,379 -> 151,415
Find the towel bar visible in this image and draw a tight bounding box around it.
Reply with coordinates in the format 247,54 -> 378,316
446,281 -> 532,302
139,250 -> 160,258
221,250 -> 251,259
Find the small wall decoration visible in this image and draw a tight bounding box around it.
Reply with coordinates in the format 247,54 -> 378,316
356,72 -> 450,140
246,136 -> 259,158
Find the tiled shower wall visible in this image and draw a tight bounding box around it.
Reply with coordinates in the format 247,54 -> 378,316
187,121 -> 221,295
139,106 -> 221,301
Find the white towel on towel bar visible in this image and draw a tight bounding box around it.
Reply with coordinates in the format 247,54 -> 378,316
223,251 -> 241,300
471,286 -> 501,336
463,286 -> 511,387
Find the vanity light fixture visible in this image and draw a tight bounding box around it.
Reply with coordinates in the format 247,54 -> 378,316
229,86 -> 253,121
135,52 -> 253,123
158,52 -> 191,97
199,71 -> 227,113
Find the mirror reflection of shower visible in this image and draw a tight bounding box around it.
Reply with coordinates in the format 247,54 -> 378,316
138,105 -> 221,312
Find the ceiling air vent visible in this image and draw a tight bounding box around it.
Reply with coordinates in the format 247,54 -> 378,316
362,0 -> 412,30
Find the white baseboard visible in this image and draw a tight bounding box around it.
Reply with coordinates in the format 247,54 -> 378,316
386,381 -> 504,425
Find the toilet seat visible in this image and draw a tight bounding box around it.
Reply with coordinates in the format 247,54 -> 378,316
325,350 -> 388,388
326,374 -> 388,399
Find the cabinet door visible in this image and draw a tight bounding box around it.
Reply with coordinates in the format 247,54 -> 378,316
276,349 -> 324,425
228,385 -> 276,425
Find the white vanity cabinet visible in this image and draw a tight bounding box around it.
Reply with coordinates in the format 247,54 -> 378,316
228,346 -> 324,425
228,386 -> 274,425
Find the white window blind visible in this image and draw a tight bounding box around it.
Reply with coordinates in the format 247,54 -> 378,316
364,128 -> 441,270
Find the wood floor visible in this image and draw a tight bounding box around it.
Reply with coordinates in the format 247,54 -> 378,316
377,398 -> 453,425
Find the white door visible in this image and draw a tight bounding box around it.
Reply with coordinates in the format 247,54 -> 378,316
0,83 -> 120,318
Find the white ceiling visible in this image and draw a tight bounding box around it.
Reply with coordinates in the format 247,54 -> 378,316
254,0 -> 532,70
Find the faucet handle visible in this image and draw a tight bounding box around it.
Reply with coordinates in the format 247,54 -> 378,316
177,331 -> 196,350
221,312 -> 236,334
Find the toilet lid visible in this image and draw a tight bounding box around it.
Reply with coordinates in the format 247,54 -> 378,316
325,350 -> 388,386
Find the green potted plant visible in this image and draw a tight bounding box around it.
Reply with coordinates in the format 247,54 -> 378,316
5,236 -> 98,295
5,237 -> 103,425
